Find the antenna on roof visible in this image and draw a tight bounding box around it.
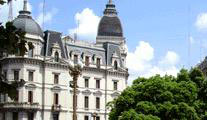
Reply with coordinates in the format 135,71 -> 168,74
43,0 -> 46,30
187,1 -> 191,68
8,0 -> 13,21
74,19 -> 80,42
74,33 -> 77,42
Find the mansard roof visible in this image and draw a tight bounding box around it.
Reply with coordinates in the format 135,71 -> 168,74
42,30 -> 67,59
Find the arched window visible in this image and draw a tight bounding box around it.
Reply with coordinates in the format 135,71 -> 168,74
55,51 -> 59,62
114,60 -> 118,70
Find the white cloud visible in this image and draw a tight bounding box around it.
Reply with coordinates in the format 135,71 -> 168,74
36,3 -> 58,27
195,13 -> 207,30
126,41 -> 180,85
126,41 -> 154,72
0,0 -> 32,23
69,8 -> 101,41
159,51 -> 179,66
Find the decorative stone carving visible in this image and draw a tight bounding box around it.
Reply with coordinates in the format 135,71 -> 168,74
25,84 -> 37,90
70,90 -> 81,94
51,86 -> 62,92
111,92 -> 120,97
82,90 -> 92,95
93,91 -> 103,96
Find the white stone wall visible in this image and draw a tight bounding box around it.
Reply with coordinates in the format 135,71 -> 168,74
1,57 -> 127,120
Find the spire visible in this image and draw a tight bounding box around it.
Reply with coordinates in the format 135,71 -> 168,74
19,0 -> 31,16
23,0 -> 28,11
109,0 -> 112,4
104,0 -> 117,16
8,1 -> 13,21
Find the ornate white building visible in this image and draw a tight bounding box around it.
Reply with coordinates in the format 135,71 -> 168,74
0,0 -> 128,120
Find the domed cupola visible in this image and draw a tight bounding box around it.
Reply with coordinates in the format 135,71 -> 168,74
97,0 -> 123,37
13,0 -> 43,37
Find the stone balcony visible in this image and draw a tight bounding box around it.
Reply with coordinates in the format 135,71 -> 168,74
52,104 -> 61,113
0,102 -> 40,112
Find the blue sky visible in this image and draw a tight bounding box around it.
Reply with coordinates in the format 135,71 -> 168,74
1,0 -> 207,82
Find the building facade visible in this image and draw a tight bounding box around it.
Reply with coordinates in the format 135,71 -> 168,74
198,57 -> 207,76
0,0 -> 128,120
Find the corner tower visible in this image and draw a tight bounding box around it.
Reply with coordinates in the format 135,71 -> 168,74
96,0 -> 125,46
13,0 -> 43,38
12,0 -> 44,58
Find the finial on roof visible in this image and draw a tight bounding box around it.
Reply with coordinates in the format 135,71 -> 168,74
104,0 -> 117,15
109,0 -> 113,4
23,0 -> 28,11
19,0 -> 31,16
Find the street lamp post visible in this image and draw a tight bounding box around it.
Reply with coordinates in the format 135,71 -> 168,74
68,60 -> 83,120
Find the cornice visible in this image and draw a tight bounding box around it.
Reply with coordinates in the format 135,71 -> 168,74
0,57 -> 129,77
83,67 -> 128,78
0,57 -> 69,70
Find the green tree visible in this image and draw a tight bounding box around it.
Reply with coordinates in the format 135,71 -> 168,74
108,68 -> 207,120
0,0 -> 13,5
0,22 -> 34,100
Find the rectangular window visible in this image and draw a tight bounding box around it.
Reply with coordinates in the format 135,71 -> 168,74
96,97 -> 100,109
3,113 -> 5,120
74,55 -> 78,64
14,91 -> 19,102
97,58 -> 101,68
85,78 -> 89,88
96,79 -> 100,89
53,114 -> 59,120
84,96 -> 89,109
28,112 -> 34,120
28,71 -> 34,81
84,116 -> 89,120
85,56 -> 90,66
114,81 -> 118,90
28,91 -> 33,103
3,70 -> 7,79
54,74 -> 59,84
14,70 -> 19,81
54,93 -> 59,105
96,116 -> 100,120
13,112 -> 18,120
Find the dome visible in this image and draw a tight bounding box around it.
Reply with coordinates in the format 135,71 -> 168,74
97,1 -> 123,37
13,0 -> 43,38
98,16 -> 123,37
13,13 -> 43,37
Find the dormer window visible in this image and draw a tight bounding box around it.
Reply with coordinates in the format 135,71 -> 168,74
97,58 -> 101,68
114,60 -> 118,70
54,51 -> 59,62
74,55 -> 78,64
85,56 -> 90,66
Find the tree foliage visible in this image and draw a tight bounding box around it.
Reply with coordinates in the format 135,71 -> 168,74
0,22 -> 34,56
0,22 -> 33,100
0,0 -> 15,5
109,68 -> 207,120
